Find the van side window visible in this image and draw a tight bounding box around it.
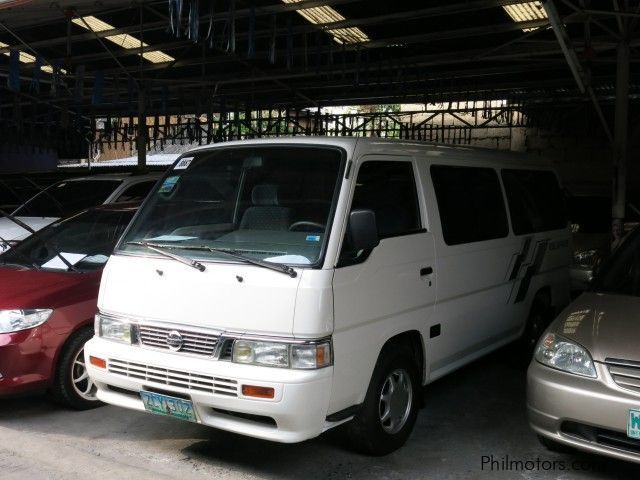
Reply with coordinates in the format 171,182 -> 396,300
351,161 -> 422,238
501,170 -> 567,235
338,161 -> 421,266
431,165 -> 508,245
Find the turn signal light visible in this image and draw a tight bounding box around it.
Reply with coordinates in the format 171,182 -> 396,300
89,356 -> 106,369
241,385 -> 275,399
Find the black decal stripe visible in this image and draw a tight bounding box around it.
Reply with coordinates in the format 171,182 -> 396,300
509,237 -> 532,281
514,240 -> 548,303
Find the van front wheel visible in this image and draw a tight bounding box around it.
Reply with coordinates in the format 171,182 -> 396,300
346,347 -> 419,455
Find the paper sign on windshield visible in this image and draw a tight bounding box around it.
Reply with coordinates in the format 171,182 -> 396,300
174,157 -> 194,170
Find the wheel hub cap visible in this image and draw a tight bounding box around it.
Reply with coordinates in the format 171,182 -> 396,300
378,368 -> 412,434
71,346 -> 98,401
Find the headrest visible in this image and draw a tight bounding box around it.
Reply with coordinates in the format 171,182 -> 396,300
251,184 -> 280,206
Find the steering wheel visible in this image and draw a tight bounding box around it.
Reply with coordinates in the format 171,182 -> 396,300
289,221 -> 326,232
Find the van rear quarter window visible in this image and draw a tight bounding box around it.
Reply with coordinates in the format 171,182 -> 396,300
430,165 -> 508,245
501,169 -> 567,235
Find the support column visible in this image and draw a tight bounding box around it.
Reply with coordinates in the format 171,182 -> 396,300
612,40 -> 629,249
137,88 -> 147,171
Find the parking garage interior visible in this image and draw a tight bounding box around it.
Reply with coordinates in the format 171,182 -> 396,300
1,1 -> 640,478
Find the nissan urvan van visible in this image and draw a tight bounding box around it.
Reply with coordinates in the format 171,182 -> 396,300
85,137 -> 570,455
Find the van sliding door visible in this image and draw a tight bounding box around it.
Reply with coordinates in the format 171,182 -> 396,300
426,164 -> 520,379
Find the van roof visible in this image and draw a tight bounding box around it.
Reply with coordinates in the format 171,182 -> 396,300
184,136 -> 551,168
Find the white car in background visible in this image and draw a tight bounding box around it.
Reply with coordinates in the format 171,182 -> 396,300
0,173 -> 160,251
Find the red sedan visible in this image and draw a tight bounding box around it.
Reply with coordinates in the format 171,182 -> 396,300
0,203 -> 138,409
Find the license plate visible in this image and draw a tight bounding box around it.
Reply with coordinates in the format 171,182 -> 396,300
628,409 -> 640,439
140,390 -> 198,423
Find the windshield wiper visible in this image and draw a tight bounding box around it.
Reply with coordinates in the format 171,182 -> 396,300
180,244 -> 297,278
135,241 -> 298,278
128,241 -> 206,272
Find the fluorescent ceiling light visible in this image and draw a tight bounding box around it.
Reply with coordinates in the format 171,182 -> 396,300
503,1 -> 548,31
282,0 -> 369,44
0,41 -> 35,63
0,40 -> 65,74
72,15 -> 175,64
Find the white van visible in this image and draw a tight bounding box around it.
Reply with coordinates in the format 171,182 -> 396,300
85,138 -> 570,455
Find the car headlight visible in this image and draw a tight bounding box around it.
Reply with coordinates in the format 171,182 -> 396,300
96,313 -> 134,344
0,309 -> 53,334
535,333 -> 597,378
573,249 -> 601,268
232,339 -> 332,369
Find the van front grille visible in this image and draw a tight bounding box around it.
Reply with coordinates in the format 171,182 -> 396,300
107,359 -> 238,397
606,358 -> 640,394
138,324 -> 219,357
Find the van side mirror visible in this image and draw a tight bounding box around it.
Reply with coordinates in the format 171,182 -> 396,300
348,209 -> 380,251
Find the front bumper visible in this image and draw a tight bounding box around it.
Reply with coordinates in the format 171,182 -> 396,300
527,359 -> 640,463
0,328 -> 54,396
85,337 -> 334,443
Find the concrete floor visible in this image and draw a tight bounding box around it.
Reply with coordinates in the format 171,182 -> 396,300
1,348 -> 639,480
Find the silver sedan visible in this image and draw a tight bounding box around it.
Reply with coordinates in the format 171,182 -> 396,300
528,228 -> 640,464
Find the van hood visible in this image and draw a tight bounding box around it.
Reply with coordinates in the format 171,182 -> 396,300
549,292 -> 640,362
99,254 -> 304,337
0,216 -> 58,250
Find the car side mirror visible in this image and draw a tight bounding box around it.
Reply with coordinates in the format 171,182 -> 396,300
348,209 -> 380,251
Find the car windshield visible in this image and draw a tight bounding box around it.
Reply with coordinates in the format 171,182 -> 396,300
592,228 -> 640,296
0,208 -> 135,272
117,146 -> 344,267
13,180 -> 121,217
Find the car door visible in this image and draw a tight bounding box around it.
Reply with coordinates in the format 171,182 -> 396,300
329,155 -> 436,412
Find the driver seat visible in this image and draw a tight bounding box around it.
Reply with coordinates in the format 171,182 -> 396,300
239,184 -> 291,230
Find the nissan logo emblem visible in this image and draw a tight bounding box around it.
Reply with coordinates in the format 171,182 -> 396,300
166,330 -> 184,351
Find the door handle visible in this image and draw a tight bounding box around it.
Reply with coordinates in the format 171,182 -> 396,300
420,266 -> 433,276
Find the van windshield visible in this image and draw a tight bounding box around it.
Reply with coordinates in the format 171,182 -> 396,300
117,146 -> 344,267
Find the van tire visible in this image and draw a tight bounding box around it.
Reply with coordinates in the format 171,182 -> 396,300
346,346 -> 419,456
49,327 -> 102,410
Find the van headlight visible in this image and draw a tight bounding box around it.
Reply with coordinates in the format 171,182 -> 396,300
535,333 -> 597,378
232,339 -> 332,369
0,309 -> 53,333
96,314 -> 134,344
